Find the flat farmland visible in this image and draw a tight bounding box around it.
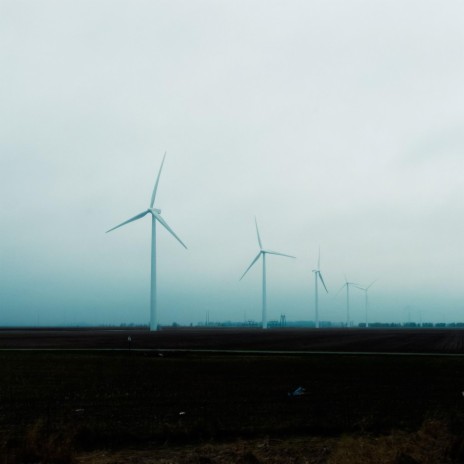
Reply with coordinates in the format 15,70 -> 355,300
2,329 -> 464,463
1,327 -> 464,353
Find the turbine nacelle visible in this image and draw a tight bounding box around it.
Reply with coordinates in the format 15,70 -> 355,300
150,208 -> 162,215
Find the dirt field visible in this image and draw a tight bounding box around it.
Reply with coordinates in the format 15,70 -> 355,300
2,328 -> 464,463
1,327 -> 464,353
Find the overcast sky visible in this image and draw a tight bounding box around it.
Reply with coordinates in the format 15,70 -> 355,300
2,0 -> 464,327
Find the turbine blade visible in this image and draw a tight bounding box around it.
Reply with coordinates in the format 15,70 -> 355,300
265,250 -> 296,259
255,217 -> 263,250
106,210 -> 149,233
240,252 -> 262,280
318,272 -> 328,293
337,284 -> 347,294
366,279 -> 377,290
150,152 -> 167,208
152,211 -> 187,249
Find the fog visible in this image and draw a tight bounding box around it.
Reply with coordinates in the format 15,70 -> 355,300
2,1 -> 464,326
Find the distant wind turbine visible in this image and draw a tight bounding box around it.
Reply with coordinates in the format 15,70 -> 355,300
240,218 -> 295,329
106,153 -> 187,331
357,280 -> 377,328
312,248 -> 328,329
339,276 -> 358,327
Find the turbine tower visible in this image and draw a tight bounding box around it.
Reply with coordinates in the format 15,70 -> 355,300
357,280 -> 377,328
106,153 -> 187,331
240,218 -> 295,329
339,276 -> 358,327
312,248 -> 328,329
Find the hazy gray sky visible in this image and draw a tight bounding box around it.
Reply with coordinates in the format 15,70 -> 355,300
2,0 -> 464,326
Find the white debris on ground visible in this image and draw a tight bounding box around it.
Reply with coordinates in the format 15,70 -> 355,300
288,387 -> 306,397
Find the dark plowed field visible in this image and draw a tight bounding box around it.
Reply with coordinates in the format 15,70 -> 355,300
3,329 -> 464,462
0,327 -> 464,353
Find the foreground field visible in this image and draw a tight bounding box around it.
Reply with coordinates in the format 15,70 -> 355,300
0,352 -> 464,463
2,345 -> 464,462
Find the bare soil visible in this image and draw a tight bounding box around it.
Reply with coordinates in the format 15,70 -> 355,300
2,328 -> 464,463
0,327 -> 464,353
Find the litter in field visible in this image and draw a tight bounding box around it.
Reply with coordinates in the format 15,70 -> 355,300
288,387 -> 306,397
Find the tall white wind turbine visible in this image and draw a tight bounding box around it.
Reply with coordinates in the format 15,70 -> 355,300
357,280 -> 377,328
240,218 -> 295,329
106,153 -> 187,331
339,276 -> 358,327
312,248 -> 328,329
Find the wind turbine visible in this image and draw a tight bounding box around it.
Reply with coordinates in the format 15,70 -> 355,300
240,218 -> 295,329
106,153 -> 187,331
312,248 -> 328,329
357,280 -> 377,328
339,276 -> 358,327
